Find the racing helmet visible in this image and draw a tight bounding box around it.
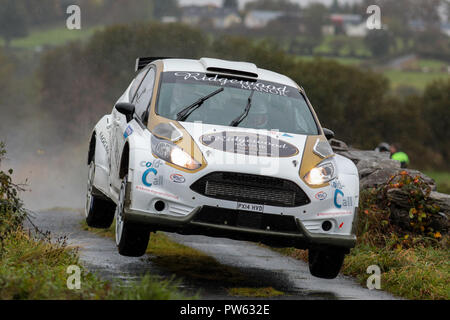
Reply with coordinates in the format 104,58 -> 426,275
376,142 -> 390,152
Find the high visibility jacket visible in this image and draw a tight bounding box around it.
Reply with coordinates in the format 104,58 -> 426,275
391,151 -> 410,168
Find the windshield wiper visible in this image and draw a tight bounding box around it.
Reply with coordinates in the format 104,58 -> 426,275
176,87 -> 224,121
229,89 -> 255,127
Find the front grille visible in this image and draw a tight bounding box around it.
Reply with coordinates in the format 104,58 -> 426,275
193,206 -> 300,233
190,172 -> 310,207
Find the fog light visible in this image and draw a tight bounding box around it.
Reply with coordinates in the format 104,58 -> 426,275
154,200 -> 165,212
322,220 -> 332,231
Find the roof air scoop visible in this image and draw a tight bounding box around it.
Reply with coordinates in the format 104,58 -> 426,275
135,57 -> 173,72
200,57 -> 259,79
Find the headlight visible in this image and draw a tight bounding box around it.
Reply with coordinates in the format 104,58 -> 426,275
152,139 -> 201,170
304,161 -> 336,185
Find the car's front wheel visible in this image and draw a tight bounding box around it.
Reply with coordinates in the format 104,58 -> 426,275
115,175 -> 150,257
85,160 -> 116,228
308,246 -> 346,279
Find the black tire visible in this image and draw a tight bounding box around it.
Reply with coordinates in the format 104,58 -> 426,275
115,175 -> 150,257
86,161 -> 116,228
86,196 -> 116,228
117,223 -> 151,257
308,247 -> 346,279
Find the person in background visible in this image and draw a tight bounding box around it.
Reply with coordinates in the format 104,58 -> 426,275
375,142 -> 390,153
390,143 -> 410,168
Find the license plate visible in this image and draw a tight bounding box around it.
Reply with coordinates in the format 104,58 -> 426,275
237,202 -> 264,213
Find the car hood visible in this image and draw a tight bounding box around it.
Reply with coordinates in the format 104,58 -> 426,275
179,121 -> 310,178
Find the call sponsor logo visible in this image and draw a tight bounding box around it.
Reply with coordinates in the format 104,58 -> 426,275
200,131 -> 299,158
141,160 -> 164,187
314,191 -> 327,201
142,168 -> 163,187
334,189 -> 353,209
170,173 -> 186,184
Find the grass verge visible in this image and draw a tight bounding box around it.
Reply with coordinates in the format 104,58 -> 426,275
424,171 -> 450,194
227,287 -> 284,298
384,69 -> 449,91
342,241 -> 449,299
0,227 -> 188,299
1,25 -> 101,49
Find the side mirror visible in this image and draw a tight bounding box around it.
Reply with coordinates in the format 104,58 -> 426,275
322,128 -> 335,140
115,102 -> 135,123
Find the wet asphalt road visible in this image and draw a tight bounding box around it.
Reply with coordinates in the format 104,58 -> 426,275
27,209 -> 397,300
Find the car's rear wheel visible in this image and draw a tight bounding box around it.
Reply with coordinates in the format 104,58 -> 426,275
308,246 -> 346,279
115,175 -> 150,257
85,161 -> 116,228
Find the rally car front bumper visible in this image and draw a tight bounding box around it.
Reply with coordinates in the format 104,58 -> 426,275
124,181 -> 357,250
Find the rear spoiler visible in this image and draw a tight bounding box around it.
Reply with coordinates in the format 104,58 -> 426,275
135,57 -> 172,72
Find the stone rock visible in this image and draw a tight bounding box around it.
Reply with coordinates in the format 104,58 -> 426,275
330,138 -> 447,233
359,167 -> 436,191
329,138 -> 349,152
330,139 -> 450,233
331,139 -> 436,191
430,191 -> 450,219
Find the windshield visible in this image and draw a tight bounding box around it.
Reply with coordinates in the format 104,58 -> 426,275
156,72 -> 319,135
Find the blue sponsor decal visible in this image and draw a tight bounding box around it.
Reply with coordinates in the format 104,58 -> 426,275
334,189 -> 344,208
141,160 -> 163,187
282,133 -> 294,138
124,126 -> 134,139
334,189 -> 353,209
142,168 -> 157,187
140,159 -> 163,168
330,179 -> 344,189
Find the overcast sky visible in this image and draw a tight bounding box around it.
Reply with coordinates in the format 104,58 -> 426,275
178,0 -> 362,9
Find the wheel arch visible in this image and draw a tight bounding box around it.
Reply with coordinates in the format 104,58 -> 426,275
88,115 -> 112,198
119,142 -> 130,179
88,131 -> 96,164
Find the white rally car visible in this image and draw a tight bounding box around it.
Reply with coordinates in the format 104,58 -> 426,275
86,57 -> 359,279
